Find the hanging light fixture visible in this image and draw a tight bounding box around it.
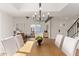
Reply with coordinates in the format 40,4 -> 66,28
39,3 -> 41,21
32,3 -> 53,23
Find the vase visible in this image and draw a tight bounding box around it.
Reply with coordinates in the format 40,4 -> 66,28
37,40 -> 42,46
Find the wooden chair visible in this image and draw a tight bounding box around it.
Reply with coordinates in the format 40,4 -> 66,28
43,30 -> 48,38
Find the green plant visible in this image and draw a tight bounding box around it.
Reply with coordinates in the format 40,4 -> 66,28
35,36 -> 43,40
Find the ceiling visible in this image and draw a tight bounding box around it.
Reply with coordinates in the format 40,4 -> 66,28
0,3 -> 79,18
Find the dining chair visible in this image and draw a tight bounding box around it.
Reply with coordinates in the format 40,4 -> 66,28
74,37 -> 79,56
55,34 -> 64,48
61,36 -> 79,56
1,36 -> 18,56
0,41 -> 6,56
74,37 -> 79,49
14,35 -> 24,49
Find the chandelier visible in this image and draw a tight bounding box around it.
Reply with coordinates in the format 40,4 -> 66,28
32,3 -> 53,23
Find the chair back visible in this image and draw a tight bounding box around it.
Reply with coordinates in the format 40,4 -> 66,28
62,36 -> 79,56
1,36 -> 18,56
55,34 -> 64,48
14,35 -> 24,49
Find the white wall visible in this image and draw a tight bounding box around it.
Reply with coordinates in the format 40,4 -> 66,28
45,21 -> 51,38
50,17 -> 65,39
50,16 -> 78,39
0,12 -> 15,39
0,13 -> 2,39
0,11 -> 78,40
14,15 -> 79,39
14,17 -> 46,35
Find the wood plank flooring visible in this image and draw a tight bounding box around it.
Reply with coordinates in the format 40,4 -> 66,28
16,38 -> 65,56
28,38 -> 65,56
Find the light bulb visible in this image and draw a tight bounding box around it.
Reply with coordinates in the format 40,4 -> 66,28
35,12 -> 37,15
43,14 -> 45,17
47,12 -> 50,15
33,15 -> 35,17
39,7 -> 41,10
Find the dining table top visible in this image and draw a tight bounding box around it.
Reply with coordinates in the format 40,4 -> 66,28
15,38 -> 65,56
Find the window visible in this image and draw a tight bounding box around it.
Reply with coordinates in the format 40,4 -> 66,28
31,24 -> 43,34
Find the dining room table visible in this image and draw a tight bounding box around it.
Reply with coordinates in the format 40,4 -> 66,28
15,38 -> 65,56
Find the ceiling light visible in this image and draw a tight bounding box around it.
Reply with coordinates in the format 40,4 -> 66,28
32,3 -> 53,23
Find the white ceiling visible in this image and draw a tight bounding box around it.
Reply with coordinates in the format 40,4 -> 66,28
0,3 -> 79,18
59,3 -> 79,17
0,3 -> 68,17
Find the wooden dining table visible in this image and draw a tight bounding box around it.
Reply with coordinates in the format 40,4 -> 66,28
15,38 -> 65,56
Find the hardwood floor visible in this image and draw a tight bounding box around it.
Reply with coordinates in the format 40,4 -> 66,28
16,38 -> 65,56
27,38 -> 65,56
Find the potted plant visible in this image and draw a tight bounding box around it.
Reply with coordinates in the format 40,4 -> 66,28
35,36 -> 43,46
